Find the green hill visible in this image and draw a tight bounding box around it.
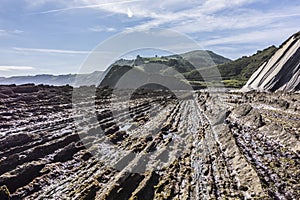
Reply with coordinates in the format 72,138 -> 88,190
100,46 -> 278,89
183,45 -> 278,88
218,45 -> 277,80
179,50 -> 232,67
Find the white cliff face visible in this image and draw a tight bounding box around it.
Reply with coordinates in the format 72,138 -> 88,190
243,32 -> 300,92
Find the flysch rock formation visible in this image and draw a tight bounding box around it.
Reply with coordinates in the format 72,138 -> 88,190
243,31 -> 300,92
0,84 -> 299,199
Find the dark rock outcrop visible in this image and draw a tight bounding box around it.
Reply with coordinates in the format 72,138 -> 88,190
11,84 -> 39,93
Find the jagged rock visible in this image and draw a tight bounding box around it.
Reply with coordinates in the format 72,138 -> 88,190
0,87 -> 14,96
81,152 -> 93,161
230,104 -> 264,128
213,110 -> 231,125
0,93 -> 9,98
109,131 -> 128,144
12,84 -> 39,93
0,161 -> 45,193
242,109 -> 264,128
0,185 -> 10,200
19,95 -> 38,102
277,99 -> 290,109
232,104 -> 253,117
53,142 -> 84,162
0,133 -> 35,150
243,31 -> 300,92
161,123 -> 171,132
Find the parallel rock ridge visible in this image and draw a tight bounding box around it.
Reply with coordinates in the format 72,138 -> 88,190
0,84 -> 299,199
243,31 -> 300,92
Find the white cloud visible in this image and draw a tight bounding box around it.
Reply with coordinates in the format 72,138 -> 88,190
25,0 -> 71,8
24,0 -> 300,37
21,0 -> 300,60
12,29 -> 24,34
0,66 -> 35,71
60,0 -> 300,39
0,29 -> 24,36
13,47 -> 90,54
201,27 -> 300,47
89,26 -> 116,32
0,30 -> 6,36
28,0 -> 144,15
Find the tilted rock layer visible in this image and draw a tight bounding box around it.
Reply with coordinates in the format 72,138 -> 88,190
243,31 -> 300,92
0,85 -> 299,199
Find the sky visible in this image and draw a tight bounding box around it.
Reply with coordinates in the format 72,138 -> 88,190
0,0 -> 299,77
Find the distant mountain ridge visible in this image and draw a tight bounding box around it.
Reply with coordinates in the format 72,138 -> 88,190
115,50 -> 231,69
179,50 -> 232,67
99,50 -> 232,88
0,50 -> 231,87
104,48 -> 278,89
0,47 -> 283,89
0,71 -> 103,86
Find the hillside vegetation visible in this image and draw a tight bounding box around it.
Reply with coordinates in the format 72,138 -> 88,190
104,47 -> 277,89
0,47 -> 278,89
183,46 -> 277,88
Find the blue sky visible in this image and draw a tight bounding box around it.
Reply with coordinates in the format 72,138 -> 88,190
0,0 -> 299,77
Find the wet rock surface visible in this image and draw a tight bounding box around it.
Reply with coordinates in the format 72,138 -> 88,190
0,85 -> 299,199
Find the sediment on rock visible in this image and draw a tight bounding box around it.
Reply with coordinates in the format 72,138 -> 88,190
0,85 -> 299,199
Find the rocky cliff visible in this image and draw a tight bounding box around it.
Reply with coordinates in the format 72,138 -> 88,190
243,31 -> 300,92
